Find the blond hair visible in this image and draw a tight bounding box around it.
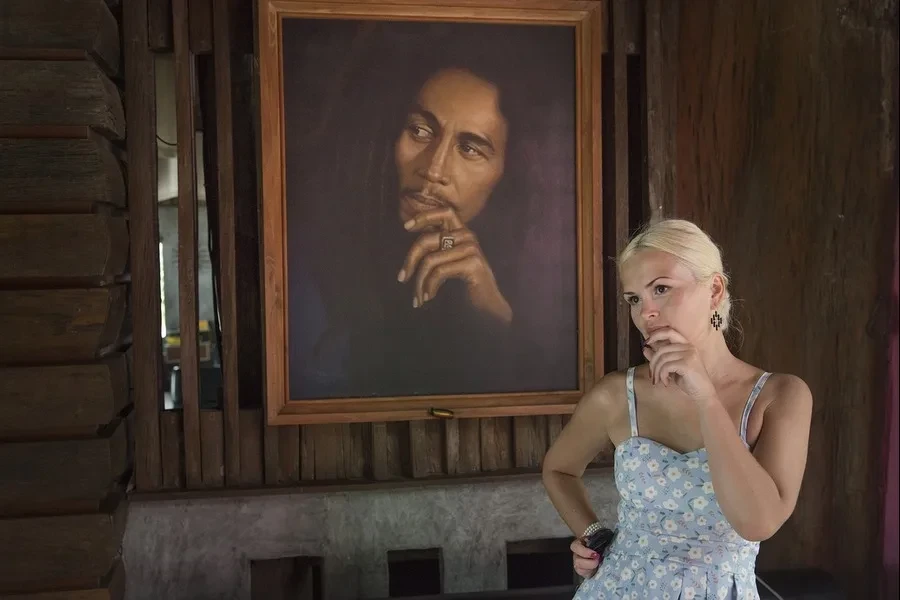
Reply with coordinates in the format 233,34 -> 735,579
617,219 -> 734,331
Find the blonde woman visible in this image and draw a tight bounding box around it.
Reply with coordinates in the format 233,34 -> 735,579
543,219 -> 813,599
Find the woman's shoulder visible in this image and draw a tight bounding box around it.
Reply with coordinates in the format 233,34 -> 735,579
742,364 -> 813,414
583,365 -> 646,407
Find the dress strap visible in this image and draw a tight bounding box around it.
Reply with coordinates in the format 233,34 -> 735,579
740,372 -> 772,445
626,367 -> 639,437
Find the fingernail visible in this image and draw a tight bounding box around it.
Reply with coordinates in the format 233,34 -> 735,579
592,552 -> 599,559
404,219 -> 415,230
413,297 -> 419,308
423,293 -> 429,302
397,269 -> 406,282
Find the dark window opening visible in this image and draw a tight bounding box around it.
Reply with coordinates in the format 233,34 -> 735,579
506,538 -> 577,589
388,548 -> 443,597
250,556 -> 322,600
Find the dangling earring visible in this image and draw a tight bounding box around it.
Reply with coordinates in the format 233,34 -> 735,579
710,311 -> 723,331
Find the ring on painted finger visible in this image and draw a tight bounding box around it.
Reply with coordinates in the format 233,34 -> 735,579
439,234 -> 455,250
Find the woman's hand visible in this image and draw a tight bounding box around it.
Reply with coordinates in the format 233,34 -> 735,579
642,327 -> 717,403
570,537 -> 601,579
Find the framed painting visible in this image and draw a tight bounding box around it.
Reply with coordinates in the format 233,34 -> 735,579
257,0 -> 605,424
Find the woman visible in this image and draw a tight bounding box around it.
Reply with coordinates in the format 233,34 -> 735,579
542,219 -> 813,599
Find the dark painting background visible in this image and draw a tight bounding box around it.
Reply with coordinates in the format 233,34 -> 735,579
281,18 -> 579,399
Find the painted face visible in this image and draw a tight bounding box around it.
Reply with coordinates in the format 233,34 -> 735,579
395,68 -> 508,226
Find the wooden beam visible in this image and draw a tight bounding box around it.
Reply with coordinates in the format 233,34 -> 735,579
0,422 -> 129,516
0,215 -> 127,284
212,0 -> 242,486
0,0 -> 120,75
123,0 -> 163,491
0,503 -> 127,592
645,0 -> 678,220
0,561 -> 124,600
0,287 -> 126,364
0,61 -> 124,139
171,0 -> 202,489
0,356 -> 129,440
189,0 -> 213,54
148,0 -> 173,52
0,137 -> 125,214
612,0 -> 632,368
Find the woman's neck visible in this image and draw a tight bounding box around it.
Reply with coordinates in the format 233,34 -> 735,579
695,329 -> 742,385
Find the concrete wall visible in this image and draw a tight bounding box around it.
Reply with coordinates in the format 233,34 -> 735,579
122,472 -> 617,599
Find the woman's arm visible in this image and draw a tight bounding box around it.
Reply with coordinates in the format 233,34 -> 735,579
542,376 -> 616,536
698,374 -> 813,541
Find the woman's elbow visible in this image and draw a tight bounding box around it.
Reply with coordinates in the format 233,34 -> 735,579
733,514 -> 787,542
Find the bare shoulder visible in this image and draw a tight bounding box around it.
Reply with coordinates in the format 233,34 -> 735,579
582,369 -> 628,411
757,372 -> 813,421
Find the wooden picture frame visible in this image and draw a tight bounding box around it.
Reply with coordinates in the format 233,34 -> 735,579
257,0 -> 605,425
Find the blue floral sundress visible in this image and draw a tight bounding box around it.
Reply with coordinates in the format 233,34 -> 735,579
574,367 -> 772,600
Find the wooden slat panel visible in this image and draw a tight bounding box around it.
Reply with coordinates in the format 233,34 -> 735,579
211,0 -> 242,486
123,0 -> 163,491
612,0 -> 632,369
513,416 -> 548,469
0,215 -> 127,283
0,137 -> 124,214
0,422 -> 128,516
444,420 -> 459,475
0,0 -> 120,75
0,503 -> 127,592
309,424 -> 343,481
277,426 -> 300,483
159,411 -> 183,489
0,357 -> 128,438
0,287 -> 126,364
189,0 -> 213,54
0,61 -> 124,139
199,410 -> 224,487
171,0 -> 202,489
480,417 -> 513,472
148,0 -> 173,51
644,0 -> 678,220
239,409 -> 263,486
547,415 -> 564,447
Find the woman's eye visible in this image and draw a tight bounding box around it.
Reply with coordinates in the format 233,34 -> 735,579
654,285 -> 669,295
626,296 -> 639,305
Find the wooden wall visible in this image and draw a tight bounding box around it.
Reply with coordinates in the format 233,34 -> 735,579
0,0 -> 130,598
650,0 -> 898,597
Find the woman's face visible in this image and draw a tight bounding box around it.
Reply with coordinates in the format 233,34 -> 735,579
619,249 -> 721,345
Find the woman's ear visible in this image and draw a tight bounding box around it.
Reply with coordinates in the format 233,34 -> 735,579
710,274 -> 726,309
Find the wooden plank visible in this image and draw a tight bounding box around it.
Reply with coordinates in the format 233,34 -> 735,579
409,420 -> 443,478
159,411 -> 183,489
239,409 -> 264,486
370,423 -> 390,480
341,423 -> 368,479
644,0 -> 678,220
299,425 -> 315,481
444,420 -> 459,475
123,0 -> 163,491
0,503 -> 127,592
277,426 -> 300,483
171,0 -> 202,489
0,422 -> 128,516
263,423 -> 280,485
0,61 -> 124,139
310,424 -> 343,481
612,0 -> 632,368
0,0 -> 120,75
547,415 -> 563,447
148,0 -> 173,51
0,560 -> 124,600
0,357 -> 128,439
0,287 -> 126,364
0,136 -> 124,215
199,410 -> 224,487
480,417 -> 512,472
189,0 -> 213,54
0,215 -> 127,283
456,418 -> 481,474
513,416 -> 548,469
212,0 -> 242,488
